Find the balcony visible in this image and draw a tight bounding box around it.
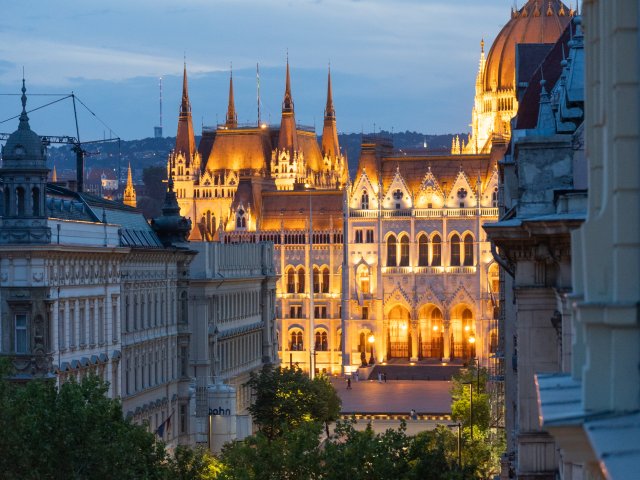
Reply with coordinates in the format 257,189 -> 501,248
349,207 -> 499,219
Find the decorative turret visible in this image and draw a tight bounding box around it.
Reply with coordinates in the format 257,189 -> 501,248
51,164 -> 58,182
273,59 -> 305,191
123,163 -> 137,208
321,66 -> 347,187
225,68 -> 237,128
0,79 -> 51,244
150,175 -> 192,247
168,63 -> 201,183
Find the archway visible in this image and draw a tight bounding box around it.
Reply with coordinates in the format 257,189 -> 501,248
387,305 -> 410,359
418,305 -> 444,359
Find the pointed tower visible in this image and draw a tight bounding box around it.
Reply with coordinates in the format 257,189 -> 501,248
51,164 -> 58,182
150,175 -> 192,247
0,79 -> 51,244
320,66 -> 346,187
123,163 -> 137,207
176,63 -> 196,161
273,59 -> 305,190
225,69 -> 238,128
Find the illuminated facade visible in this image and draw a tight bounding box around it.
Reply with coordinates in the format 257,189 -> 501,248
456,0 -> 572,155
344,139 -> 500,369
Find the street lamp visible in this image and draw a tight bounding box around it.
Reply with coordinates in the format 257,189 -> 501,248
468,333 -> 476,362
447,422 -> 462,469
463,381 -> 473,440
368,334 -> 375,365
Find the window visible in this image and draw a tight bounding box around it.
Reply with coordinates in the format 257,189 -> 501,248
297,268 -> 305,293
463,234 -> 474,266
313,267 -> 320,293
387,235 -> 397,267
15,313 -> 27,354
362,306 -> 369,320
236,208 -> 246,229
418,235 -> 428,266
361,190 -> 369,209
16,187 -> 25,216
322,267 -> 330,294
180,346 -> 188,377
450,234 -> 461,266
286,268 -> 295,293
431,234 -> 442,266
399,235 -> 410,266
492,187 -> 499,208
355,230 -> 363,243
31,187 -> 40,216
290,330 -> 303,350
315,331 -> 328,351
358,265 -> 370,295
180,404 -> 187,434
393,189 -> 403,209
365,229 -> 374,243
457,188 -> 467,208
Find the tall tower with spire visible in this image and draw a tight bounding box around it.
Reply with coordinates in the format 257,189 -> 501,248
321,66 -> 347,187
168,63 -> 201,224
123,163 -> 137,208
272,59 -> 306,191
0,79 -> 51,244
225,69 -> 238,128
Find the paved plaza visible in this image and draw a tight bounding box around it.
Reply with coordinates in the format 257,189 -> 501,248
330,378 -> 454,435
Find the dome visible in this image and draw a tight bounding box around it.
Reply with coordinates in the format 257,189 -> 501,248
2,81 -> 45,166
484,0 -> 571,92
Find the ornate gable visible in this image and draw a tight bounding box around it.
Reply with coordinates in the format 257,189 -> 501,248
384,284 -> 413,312
416,285 -> 445,311
480,165 -> 499,207
350,168 -> 378,210
382,166 -> 412,209
415,166 -> 445,208
446,284 -> 475,308
446,168 -> 478,208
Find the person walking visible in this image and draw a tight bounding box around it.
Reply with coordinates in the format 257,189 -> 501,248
383,372 -> 387,383
347,377 -> 352,390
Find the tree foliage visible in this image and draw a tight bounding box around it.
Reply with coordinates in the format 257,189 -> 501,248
247,365 -> 341,439
0,366 -> 167,479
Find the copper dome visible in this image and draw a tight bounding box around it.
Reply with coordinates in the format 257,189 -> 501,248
484,0 -> 571,92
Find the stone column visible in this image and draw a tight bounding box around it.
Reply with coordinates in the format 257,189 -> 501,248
410,319 -> 419,362
442,312 -> 451,361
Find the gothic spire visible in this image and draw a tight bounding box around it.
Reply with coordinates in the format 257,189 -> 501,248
226,67 -> 237,128
123,162 -> 137,208
325,65 -> 335,120
19,77 -> 30,131
282,57 -> 294,112
175,63 -> 196,159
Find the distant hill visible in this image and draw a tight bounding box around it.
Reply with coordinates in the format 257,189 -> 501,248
46,131 -> 465,183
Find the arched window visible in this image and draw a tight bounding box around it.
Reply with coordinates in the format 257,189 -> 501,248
321,267 -> 330,293
488,263 -> 500,295
361,190 -> 369,209
492,187 -> 499,207
290,330 -> 303,350
236,208 -> 246,229
463,234 -> 474,266
386,235 -> 397,267
16,187 -> 25,216
393,189 -> 403,209
297,268 -> 305,293
431,234 -> 442,266
313,267 -> 320,294
357,265 -> 370,295
337,328 -> 342,351
462,309 -> 473,331
286,268 -> 295,293
399,235 -> 410,266
315,330 -> 328,351
450,234 -> 461,266
418,234 -> 428,266
3,188 -> 9,216
31,187 -> 40,216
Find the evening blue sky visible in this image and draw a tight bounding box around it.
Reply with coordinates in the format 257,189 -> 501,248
0,0 -> 516,141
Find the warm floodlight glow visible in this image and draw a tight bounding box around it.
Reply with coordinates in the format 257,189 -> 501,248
400,323 -> 408,331
368,334 -> 375,344
433,325 -> 439,332
468,336 -> 476,344
464,325 -> 470,332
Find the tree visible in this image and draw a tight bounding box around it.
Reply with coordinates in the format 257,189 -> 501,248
450,365 -> 490,434
169,445 -> 225,480
0,366 -> 168,479
247,365 -> 341,440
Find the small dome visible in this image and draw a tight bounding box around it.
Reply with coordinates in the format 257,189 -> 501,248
2,80 -> 44,165
484,0 -> 571,92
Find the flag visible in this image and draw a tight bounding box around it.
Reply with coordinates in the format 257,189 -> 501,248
155,422 -> 165,438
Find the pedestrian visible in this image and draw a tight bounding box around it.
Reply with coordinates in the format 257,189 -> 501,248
355,370 -> 359,382
383,372 -> 387,383
377,372 -> 382,383
410,409 -> 417,420
347,377 -> 352,389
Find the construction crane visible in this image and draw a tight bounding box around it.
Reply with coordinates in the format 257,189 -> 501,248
0,91 -> 121,193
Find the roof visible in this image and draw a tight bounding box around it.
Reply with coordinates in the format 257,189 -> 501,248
379,154 -> 494,195
260,190 -> 343,231
204,127 -> 272,173
515,21 -> 574,130
484,0 -> 570,91
46,184 -> 163,248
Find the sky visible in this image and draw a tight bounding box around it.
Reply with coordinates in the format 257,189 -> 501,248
0,0 -> 514,141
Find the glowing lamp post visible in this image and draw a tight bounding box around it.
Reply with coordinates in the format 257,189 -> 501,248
368,334 -> 375,366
